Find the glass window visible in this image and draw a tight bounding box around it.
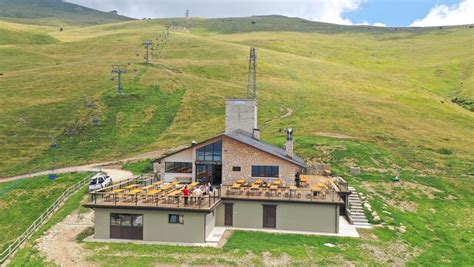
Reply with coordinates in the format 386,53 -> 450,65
120,215 -> 132,226
251,165 -> 279,178
196,141 -> 222,162
233,166 -> 241,172
110,214 -> 121,226
165,162 -> 192,173
132,215 -> 143,227
169,214 -> 184,224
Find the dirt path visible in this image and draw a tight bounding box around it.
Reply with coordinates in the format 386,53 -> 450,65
263,107 -> 294,125
0,149 -> 171,184
36,209 -> 95,267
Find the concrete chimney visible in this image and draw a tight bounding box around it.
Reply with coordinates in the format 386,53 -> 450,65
285,128 -> 294,158
225,99 -> 257,135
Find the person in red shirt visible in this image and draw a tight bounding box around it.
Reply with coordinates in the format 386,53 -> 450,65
182,185 -> 190,205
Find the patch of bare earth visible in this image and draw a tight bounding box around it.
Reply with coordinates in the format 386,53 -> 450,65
37,209 -> 95,267
361,241 -> 419,266
262,251 -> 291,266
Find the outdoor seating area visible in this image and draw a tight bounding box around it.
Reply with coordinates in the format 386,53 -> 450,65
89,178 -> 221,210
221,177 -> 342,203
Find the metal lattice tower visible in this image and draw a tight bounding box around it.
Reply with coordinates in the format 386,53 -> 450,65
185,10 -> 190,31
111,65 -> 127,95
246,47 -> 257,99
143,40 -> 153,64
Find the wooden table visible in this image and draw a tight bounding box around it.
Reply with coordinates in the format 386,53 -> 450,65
236,179 -> 246,184
273,179 -> 281,185
189,182 -> 200,188
153,181 -> 164,186
124,184 -> 139,190
254,179 -> 262,184
311,186 -> 322,196
141,185 -> 154,191
112,188 -> 124,193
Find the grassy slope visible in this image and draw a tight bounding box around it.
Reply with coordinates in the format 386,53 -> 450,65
0,0 -> 132,26
0,172 -> 89,250
0,17 -> 473,265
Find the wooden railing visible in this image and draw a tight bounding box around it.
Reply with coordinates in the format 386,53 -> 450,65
88,187 -> 221,210
0,174 -> 93,265
221,185 -> 342,203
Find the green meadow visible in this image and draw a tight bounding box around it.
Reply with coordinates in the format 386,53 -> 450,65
0,6 -> 473,265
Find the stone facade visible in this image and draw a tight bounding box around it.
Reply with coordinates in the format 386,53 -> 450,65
222,137 -> 301,185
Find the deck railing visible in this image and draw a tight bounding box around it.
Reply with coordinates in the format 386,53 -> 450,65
0,174 -> 93,265
88,187 -> 221,210
221,185 -> 342,203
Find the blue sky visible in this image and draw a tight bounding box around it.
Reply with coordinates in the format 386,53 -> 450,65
67,0 -> 474,27
347,0 -> 462,26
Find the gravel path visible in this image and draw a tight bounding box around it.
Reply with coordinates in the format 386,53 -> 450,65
36,209 -> 95,267
0,149 -> 172,184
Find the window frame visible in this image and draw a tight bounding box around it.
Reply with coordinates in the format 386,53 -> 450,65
196,141 -> 222,162
232,166 -> 241,172
165,162 -> 192,173
168,214 -> 184,224
251,165 -> 279,178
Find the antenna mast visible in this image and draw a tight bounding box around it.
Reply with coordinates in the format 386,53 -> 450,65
246,47 -> 257,99
185,10 -> 190,31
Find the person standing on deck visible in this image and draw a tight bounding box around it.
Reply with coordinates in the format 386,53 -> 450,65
182,185 -> 190,205
295,171 -> 301,187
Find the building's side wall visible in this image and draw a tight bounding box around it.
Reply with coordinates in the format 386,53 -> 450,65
215,200 -> 339,233
94,208 -> 206,243
222,137 -> 301,185
205,211 -> 216,239
159,149 -> 194,182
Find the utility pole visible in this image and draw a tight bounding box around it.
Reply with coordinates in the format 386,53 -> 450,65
246,47 -> 257,99
143,40 -> 153,64
111,65 -> 127,95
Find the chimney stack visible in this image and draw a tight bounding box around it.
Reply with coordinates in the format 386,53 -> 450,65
225,99 -> 257,135
285,128 -> 294,158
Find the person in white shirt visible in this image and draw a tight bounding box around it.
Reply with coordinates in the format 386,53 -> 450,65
193,186 -> 203,204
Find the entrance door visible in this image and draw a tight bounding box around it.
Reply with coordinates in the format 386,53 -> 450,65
263,205 -> 277,228
110,214 -> 143,240
196,164 -> 222,185
224,203 -> 233,226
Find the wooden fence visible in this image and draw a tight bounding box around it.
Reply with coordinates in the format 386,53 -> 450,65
0,174 -> 92,265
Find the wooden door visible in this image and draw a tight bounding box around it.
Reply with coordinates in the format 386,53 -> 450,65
263,205 -> 277,228
224,203 -> 233,226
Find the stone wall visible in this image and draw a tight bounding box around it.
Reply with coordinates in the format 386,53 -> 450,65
222,136 -> 301,185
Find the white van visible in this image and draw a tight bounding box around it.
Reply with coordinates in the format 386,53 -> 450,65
89,173 -> 112,192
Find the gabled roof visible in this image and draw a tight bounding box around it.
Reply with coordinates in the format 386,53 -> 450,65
224,130 -> 306,168
153,130 -> 306,168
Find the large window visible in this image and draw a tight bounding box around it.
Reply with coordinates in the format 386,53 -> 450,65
165,162 -> 192,173
196,141 -> 222,161
251,165 -> 279,178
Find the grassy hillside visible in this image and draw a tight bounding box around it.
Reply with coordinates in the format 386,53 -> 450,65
0,172 -> 88,250
0,16 -> 473,264
0,0 -> 132,26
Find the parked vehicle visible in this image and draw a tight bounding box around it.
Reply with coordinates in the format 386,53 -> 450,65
89,173 -> 112,192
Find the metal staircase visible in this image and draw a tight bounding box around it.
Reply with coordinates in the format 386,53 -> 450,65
348,186 -> 371,228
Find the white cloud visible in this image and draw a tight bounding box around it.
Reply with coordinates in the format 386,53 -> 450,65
66,0 -> 386,26
410,0 -> 474,27
372,22 -> 386,27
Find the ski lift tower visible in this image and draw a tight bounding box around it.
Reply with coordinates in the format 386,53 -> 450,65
143,40 -> 153,64
111,65 -> 127,95
246,47 -> 257,99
